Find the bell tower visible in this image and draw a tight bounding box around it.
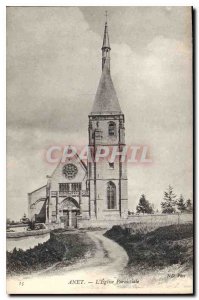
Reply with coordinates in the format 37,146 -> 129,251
88,17 -> 128,221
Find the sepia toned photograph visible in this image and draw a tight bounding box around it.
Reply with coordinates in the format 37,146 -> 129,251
6,6 -> 193,294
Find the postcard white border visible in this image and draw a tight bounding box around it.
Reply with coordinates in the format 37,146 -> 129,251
1,1 -> 197,299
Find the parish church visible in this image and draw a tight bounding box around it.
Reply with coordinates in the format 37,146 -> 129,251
28,19 -> 128,228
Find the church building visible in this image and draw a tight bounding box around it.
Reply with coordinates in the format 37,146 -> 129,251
28,20 -> 128,228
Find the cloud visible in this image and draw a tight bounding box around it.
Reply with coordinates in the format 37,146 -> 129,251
110,34 -> 192,211
7,7 -> 101,132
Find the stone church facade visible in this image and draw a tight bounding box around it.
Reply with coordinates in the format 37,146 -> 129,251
28,20 -> 128,228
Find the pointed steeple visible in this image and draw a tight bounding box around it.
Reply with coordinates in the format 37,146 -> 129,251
90,15 -> 122,115
102,21 -> 110,48
91,60 -> 122,115
101,13 -> 111,71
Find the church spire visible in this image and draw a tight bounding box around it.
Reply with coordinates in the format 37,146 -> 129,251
101,12 -> 111,71
90,14 -> 122,115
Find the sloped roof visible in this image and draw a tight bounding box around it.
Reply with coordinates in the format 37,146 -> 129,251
90,60 -> 122,115
28,185 -> 47,195
50,151 -> 87,179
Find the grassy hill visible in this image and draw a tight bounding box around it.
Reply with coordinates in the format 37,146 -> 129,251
7,230 -> 95,276
104,224 -> 193,272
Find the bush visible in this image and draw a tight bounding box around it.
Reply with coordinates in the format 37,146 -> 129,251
7,232 -> 95,276
104,224 -> 193,271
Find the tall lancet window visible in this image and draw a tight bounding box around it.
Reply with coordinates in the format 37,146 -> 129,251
107,181 -> 116,209
108,121 -> 116,136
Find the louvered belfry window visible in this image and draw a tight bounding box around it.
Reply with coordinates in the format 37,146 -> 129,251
108,122 -> 116,136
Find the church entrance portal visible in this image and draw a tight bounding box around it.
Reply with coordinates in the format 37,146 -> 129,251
60,197 -> 80,228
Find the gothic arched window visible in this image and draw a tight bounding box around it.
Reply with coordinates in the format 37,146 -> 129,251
107,181 -> 116,209
108,122 -> 116,136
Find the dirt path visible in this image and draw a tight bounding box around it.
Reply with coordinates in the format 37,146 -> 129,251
35,230 -> 129,276
6,231 -> 192,294
7,231 -> 130,294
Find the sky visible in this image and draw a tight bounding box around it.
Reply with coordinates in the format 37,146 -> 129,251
7,6 -> 192,220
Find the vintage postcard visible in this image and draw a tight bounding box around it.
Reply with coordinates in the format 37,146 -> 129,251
6,6 -> 193,294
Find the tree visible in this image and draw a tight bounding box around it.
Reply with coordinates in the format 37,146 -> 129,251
186,199 -> 193,212
177,195 -> 186,213
161,185 -> 177,214
136,194 -> 154,214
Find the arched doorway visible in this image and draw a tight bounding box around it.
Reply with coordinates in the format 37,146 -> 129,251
60,197 -> 80,228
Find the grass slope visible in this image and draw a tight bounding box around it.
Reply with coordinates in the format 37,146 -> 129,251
104,224 -> 193,272
7,230 -> 95,276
